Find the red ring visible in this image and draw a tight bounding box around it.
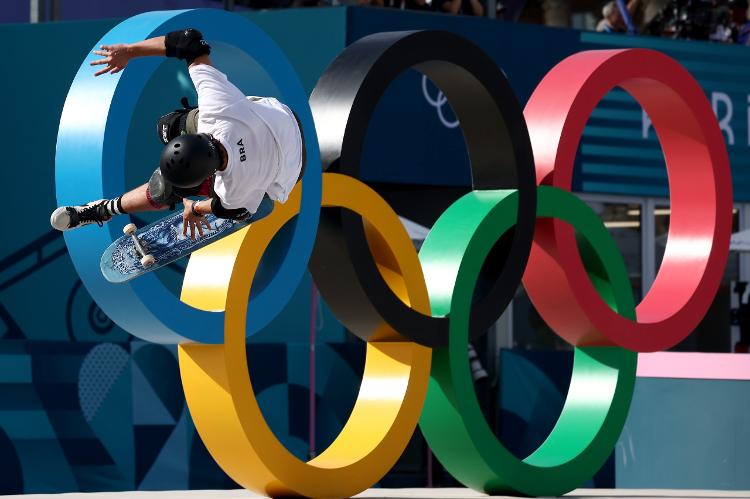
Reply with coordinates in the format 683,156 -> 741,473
522,49 -> 732,352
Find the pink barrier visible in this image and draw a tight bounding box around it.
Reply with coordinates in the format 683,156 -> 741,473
637,352 -> 750,380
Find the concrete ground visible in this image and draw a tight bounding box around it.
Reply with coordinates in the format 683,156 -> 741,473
2,489 -> 749,499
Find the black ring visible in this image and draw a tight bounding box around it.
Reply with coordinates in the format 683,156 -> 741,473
308,30 -> 536,347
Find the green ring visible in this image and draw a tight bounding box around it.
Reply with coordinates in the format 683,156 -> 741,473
418,186 -> 637,496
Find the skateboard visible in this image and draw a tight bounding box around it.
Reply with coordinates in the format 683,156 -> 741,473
100,212 -> 250,284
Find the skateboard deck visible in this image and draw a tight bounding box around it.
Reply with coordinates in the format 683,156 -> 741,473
100,212 -> 249,283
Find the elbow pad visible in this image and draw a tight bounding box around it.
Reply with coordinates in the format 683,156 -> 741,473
211,196 -> 250,221
165,28 -> 211,64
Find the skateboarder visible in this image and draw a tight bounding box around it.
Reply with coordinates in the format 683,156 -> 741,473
51,28 -> 305,240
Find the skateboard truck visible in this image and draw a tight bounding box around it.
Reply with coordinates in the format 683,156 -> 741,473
123,223 -> 155,268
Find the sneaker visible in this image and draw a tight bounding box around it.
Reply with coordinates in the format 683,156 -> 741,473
50,200 -> 112,231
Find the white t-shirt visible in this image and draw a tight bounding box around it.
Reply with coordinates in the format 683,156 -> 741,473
188,64 -> 303,214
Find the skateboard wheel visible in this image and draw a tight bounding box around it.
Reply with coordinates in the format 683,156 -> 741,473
124,223 -> 137,235
140,254 -> 155,268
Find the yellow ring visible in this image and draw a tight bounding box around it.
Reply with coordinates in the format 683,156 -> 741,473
178,173 -> 431,498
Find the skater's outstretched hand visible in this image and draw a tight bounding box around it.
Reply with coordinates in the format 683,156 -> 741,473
91,44 -> 132,76
183,199 -> 212,241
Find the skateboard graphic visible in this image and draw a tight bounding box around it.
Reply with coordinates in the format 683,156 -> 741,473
100,212 -> 249,283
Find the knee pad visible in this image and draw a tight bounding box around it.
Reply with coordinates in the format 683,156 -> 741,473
147,169 -> 182,209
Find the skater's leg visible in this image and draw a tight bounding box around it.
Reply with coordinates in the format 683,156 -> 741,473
118,183 -> 171,214
51,179 -> 171,231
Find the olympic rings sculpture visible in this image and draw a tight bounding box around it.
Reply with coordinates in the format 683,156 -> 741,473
55,9 -> 732,498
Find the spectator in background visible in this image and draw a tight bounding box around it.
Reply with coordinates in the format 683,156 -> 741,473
433,0 -> 485,15
597,0 -> 640,32
730,0 -> 750,44
702,0 -> 749,43
597,0 -> 625,31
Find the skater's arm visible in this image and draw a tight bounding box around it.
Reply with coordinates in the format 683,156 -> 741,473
91,36 -> 165,76
91,29 -> 211,77
182,196 -> 249,239
127,36 -> 168,57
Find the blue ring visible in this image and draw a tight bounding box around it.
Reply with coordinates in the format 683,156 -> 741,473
56,9 -> 321,344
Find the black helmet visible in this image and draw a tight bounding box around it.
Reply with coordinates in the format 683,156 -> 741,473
159,133 -> 221,188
